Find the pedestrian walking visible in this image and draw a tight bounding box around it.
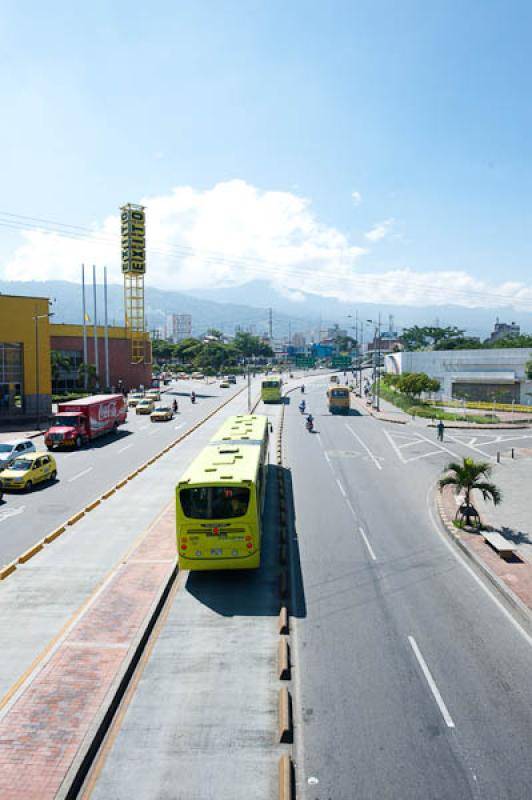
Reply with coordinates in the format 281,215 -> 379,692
437,420 -> 445,441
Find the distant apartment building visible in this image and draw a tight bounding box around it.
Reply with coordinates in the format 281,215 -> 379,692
485,319 -> 520,344
292,333 -> 306,347
166,313 -> 192,342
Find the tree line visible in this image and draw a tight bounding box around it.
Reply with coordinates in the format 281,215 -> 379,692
152,330 -> 273,373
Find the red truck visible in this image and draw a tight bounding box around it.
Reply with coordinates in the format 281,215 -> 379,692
44,394 -> 128,450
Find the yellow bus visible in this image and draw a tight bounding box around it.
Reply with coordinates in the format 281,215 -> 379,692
327,384 -> 351,414
261,377 -> 282,403
176,415 -> 269,571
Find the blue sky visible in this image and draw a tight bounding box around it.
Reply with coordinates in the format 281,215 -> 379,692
2,0 -> 532,309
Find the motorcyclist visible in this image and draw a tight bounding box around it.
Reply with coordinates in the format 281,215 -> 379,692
299,399 -> 306,413
172,399 -> 178,414
191,391 -> 196,403
306,413 -> 314,430
301,385 -> 305,393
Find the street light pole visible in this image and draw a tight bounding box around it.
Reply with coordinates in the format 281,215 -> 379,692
33,310 -> 54,429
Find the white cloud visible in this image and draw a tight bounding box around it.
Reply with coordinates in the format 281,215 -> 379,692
364,218 -> 394,241
2,180 -> 532,311
351,191 -> 362,206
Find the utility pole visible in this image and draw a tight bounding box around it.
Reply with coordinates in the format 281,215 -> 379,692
104,266 -> 110,390
92,265 -> 100,390
81,264 -> 88,390
247,362 -> 251,412
268,308 -> 273,341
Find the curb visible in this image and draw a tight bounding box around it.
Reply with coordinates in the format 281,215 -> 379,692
435,489 -> 532,631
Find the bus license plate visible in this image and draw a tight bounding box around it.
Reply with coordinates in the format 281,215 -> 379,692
210,548 -> 223,556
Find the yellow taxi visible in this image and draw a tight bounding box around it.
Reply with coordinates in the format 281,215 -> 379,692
150,405 -> 173,422
128,392 -> 144,408
0,451 -> 57,491
136,398 -> 155,415
146,389 -> 161,402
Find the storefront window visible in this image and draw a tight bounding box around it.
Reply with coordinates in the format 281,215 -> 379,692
0,343 -> 24,415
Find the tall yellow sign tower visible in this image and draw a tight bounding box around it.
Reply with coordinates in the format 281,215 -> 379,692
121,203 -> 146,364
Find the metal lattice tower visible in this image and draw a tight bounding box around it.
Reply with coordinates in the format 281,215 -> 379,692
121,203 -> 146,365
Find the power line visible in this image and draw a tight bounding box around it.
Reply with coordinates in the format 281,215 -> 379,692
1,209 -> 532,311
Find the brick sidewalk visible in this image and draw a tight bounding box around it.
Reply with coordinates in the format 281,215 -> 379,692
438,485 -> 532,615
0,503 -> 176,800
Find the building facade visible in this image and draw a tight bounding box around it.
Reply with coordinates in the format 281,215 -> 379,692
386,348 -> 532,403
0,294 -> 52,420
51,324 -> 152,392
166,313 -> 192,342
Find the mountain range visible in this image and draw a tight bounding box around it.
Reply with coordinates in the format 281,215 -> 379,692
2,278 -> 532,341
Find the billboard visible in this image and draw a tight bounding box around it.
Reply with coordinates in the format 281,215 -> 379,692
121,205 -> 146,274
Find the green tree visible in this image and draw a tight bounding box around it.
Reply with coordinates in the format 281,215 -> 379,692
396,372 -> 440,398
233,331 -> 273,359
77,362 -> 98,390
439,457 -> 502,526
525,357 -> 532,380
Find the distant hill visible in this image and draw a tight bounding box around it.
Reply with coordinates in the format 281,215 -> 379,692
2,278 -> 532,341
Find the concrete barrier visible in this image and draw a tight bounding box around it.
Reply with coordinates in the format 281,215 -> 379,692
279,606 -> 289,635
44,526 -> 66,544
18,541 -> 44,564
67,511 -> 85,526
278,754 -> 293,800
278,638 -> 290,680
278,688 -> 292,743
84,499 -> 101,513
0,561 -> 17,580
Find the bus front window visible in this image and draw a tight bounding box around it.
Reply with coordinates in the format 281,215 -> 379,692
180,486 -> 250,519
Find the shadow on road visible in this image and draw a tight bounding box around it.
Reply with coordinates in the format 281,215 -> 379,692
185,464 -> 306,619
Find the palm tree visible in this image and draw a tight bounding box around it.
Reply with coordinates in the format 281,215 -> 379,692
439,457 -> 502,527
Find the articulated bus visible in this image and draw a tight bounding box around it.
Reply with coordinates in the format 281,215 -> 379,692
327,384 -> 351,414
176,415 -> 269,571
261,377 -> 282,403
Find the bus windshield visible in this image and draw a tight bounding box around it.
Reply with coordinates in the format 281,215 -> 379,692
180,486 -> 250,519
262,380 -> 280,388
331,389 -> 348,398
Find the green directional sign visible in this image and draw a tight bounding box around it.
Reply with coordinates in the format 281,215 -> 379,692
295,356 -> 316,368
331,355 -> 352,369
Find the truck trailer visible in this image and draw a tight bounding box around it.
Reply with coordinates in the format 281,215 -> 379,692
44,394 -> 127,450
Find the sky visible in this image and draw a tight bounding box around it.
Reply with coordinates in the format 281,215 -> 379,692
2,0 -> 532,312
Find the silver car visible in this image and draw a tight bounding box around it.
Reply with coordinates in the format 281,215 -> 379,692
0,439 -> 37,470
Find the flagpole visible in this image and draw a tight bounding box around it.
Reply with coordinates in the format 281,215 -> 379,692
81,264 -> 88,391
93,264 -> 100,390
104,266 -> 110,389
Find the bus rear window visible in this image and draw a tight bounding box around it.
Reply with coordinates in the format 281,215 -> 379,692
331,389 -> 348,398
180,486 -> 250,519
262,381 -> 280,389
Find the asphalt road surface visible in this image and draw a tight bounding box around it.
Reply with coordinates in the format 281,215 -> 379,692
0,378 -> 249,564
285,376 -> 532,800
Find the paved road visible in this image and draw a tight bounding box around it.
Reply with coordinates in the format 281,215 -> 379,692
285,377 -> 532,799
0,379 -> 248,564
81,398 -> 287,800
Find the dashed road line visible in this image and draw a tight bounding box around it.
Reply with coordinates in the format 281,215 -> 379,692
118,444 -> 133,454
358,526 -> 377,561
0,506 -> 25,524
408,635 -> 455,728
336,478 -> 346,497
68,467 -> 93,483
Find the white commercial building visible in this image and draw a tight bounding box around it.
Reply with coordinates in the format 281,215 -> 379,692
166,313 -> 192,342
386,348 -> 532,404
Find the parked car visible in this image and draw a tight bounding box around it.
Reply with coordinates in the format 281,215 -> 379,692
150,405 -> 173,422
0,439 -> 36,470
136,398 -> 155,415
219,380 -> 230,388
227,375 -> 237,384
0,452 -> 57,491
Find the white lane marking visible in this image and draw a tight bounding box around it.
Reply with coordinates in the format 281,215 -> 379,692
0,506 -> 25,523
427,487 -> 532,648
408,636 -> 455,728
336,478 -> 346,497
358,526 -> 377,561
68,467 -> 93,483
346,426 -> 382,470
324,451 -> 331,465
383,429 -> 407,464
139,424 -> 149,431
118,444 -> 133,454
445,434 -> 493,460
174,423 -> 184,431
407,449 -> 446,463
413,431 -> 461,460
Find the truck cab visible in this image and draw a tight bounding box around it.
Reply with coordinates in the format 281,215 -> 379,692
45,412 -> 88,449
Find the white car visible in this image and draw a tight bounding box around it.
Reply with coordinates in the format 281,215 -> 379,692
0,439 -> 37,470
